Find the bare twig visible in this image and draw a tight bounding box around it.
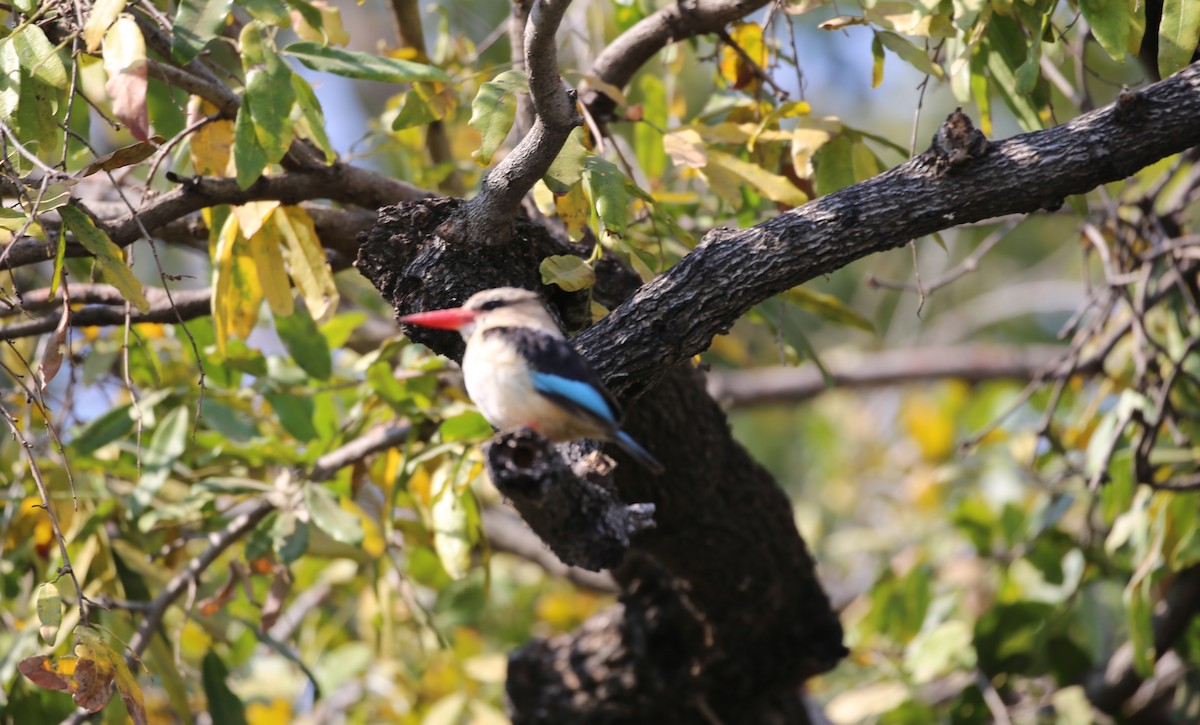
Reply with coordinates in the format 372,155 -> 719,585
706,344 -> 1066,408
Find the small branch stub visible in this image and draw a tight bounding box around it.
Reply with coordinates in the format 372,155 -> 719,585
485,429 -> 656,572
929,108 -> 990,172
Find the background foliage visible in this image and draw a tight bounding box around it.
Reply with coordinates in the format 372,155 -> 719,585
1,0 -> 1198,722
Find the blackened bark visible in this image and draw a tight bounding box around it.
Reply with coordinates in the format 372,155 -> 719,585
356,199 -> 845,723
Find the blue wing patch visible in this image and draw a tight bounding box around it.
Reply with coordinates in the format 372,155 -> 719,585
530,371 -> 618,425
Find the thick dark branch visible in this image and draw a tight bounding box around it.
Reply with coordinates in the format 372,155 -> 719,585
485,430 -> 655,570
580,64 -> 1200,399
707,344 -> 1066,408
482,506 -> 618,593
586,0 -> 773,120
456,0 -> 580,243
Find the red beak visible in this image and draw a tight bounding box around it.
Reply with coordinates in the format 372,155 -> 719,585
399,307 -> 478,331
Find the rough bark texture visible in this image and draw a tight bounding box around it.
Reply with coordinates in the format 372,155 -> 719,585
356,200 -> 845,723
353,62 -> 1200,723
580,65 -> 1200,401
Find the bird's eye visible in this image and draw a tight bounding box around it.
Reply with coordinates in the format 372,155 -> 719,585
479,299 -> 506,311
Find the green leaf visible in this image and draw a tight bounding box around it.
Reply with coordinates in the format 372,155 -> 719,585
544,128 -> 589,195
813,133 -> 856,196
12,25 -> 68,90
58,204 -> 150,312
786,286 -> 875,333
172,0 -> 235,66
0,40 -> 21,127
201,652 -> 248,725
244,46 -> 295,164
430,463 -> 474,580
73,404 -> 135,455
274,302 -> 332,381
233,102 -> 269,189
468,69 -> 528,166
871,33 -> 885,88
35,583 -> 62,646
304,484 -> 364,545
540,255 -> 595,292
284,41 -> 450,83
877,31 -> 944,79
582,156 -> 630,236
1158,0 -> 1200,78
439,411 -> 493,442
199,399 -> 259,442
1080,0 -> 1131,62
292,74 -> 336,163
986,14 -> 1045,131
272,511 -> 309,563
133,406 -> 190,513
265,393 -> 318,442
242,0 -> 291,26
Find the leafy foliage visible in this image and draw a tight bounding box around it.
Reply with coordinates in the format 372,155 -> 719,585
0,0 -> 1197,723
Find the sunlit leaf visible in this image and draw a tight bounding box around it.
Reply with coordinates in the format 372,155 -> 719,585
707,150 -> 808,207
273,205 -> 337,322
172,0 -> 234,65
877,31 -> 944,79
1080,0 -> 1131,62
245,210 -> 294,317
35,583 -> 62,645
540,255 -> 595,292
189,97 -> 234,176
284,41 -> 450,83
212,213 -> 264,353
719,22 -> 768,91
233,101 -> 269,188
871,33 -> 885,88
82,136 -> 164,177
133,405 -> 190,513
554,184 -> 591,241
544,128 -> 589,195
1158,0 -> 1200,78
468,69 -> 528,166
103,15 -> 150,141
305,484 -> 364,546
291,73 -> 336,163
83,0 -> 127,52
12,25 -> 68,90
582,156 -> 629,236
58,204 -> 150,313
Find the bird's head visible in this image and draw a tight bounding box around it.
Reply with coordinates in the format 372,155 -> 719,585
399,287 -> 560,339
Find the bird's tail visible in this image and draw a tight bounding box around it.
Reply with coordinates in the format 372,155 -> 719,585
614,431 -> 665,475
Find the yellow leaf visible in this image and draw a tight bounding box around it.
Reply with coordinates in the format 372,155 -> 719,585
663,128 -> 707,169
554,184 -> 591,241
232,201 -> 281,239
901,396 -> 956,461
246,213 -> 294,317
83,0 -> 127,52
247,699 -> 293,725
212,214 -> 264,354
273,206 -> 337,322
706,150 -> 808,206
719,22 -> 768,90
792,125 -> 835,179
75,627 -> 147,725
188,97 -> 234,177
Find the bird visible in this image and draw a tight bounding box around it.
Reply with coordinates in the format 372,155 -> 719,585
399,287 -> 664,474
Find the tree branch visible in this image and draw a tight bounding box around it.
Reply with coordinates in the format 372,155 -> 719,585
579,65 -> 1200,400
706,344 -> 1067,408
585,0 -> 773,121
1086,565 -> 1200,715
456,0 -> 580,243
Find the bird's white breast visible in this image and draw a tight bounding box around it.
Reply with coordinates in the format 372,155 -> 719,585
461,331 -> 606,440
